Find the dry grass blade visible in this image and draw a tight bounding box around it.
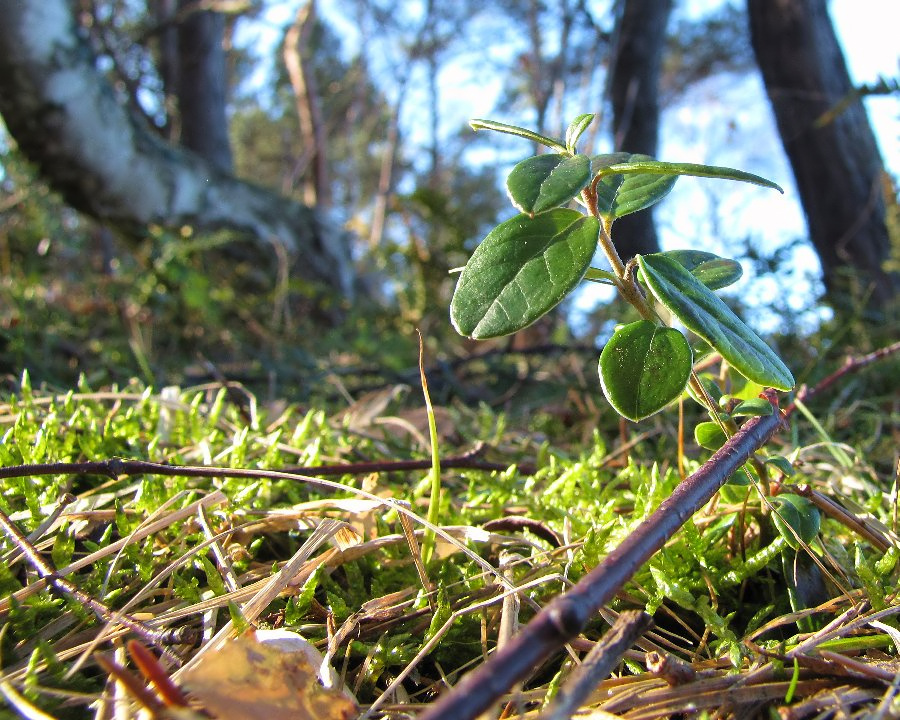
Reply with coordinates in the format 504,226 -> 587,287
0,680 -> 59,720
0,490 -> 228,613
174,517 -> 350,678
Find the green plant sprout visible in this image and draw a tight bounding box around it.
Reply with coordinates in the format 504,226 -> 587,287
451,114 -> 795,422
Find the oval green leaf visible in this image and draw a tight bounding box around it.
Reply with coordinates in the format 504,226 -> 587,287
765,456 -> 795,477
731,397 -> 775,417
637,253 -> 795,391
661,250 -> 744,290
686,373 -> 724,411
507,154 -> 592,216
565,114 -> 595,153
451,210 -> 599,339
694,421 -> 727,451
599,320 -> 692,422
727,462 -> 757,486
772,494 -> 821,550
592,153 -> 678,221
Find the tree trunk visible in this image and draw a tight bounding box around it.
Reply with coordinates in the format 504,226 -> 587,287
748,0 -> 898,309
283,0 -> 330,207
153,0 -> 180,142
176,0 -> 233,173
0,0 -> 353,297
609,0 -> 673,260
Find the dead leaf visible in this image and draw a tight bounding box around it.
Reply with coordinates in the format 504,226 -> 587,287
180,630 -> 357,720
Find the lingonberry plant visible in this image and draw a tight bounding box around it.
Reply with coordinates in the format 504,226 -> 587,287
450,114 -> 794,423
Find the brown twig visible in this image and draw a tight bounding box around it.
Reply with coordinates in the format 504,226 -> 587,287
419,390 -> 786,720
94,653 -> 166,714
482,516 -> 563,548
646,650 -> 697,686
0,448 -> 536,484
542,610 -> 652,720
304,452 -> 527,474
127,640 -> 191,707
784,340 -> 900,418
284,446 -> 540,477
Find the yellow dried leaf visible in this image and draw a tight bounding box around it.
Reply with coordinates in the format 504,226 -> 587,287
181,631 -> 357,720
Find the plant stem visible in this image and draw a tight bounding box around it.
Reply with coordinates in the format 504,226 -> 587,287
582,186 -> 656,323
542,610 -> 653,720
0,506 -> 185,660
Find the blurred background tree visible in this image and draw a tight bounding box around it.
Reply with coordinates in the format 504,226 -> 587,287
749,0 -> 898,309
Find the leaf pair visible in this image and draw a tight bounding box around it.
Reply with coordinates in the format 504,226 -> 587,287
505,149 -> 782,224
599,253 -> 793,421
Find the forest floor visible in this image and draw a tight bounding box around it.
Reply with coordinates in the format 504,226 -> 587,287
2,174 -> 900,716
1,331 -> 898,719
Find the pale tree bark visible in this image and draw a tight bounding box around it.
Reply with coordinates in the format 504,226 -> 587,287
283,0 -> 330,207
368,82 -> 406,250
521,0 -> 578,142
748,0 -> 897,309
608,0 -> 673,260
0,0 -> 352,296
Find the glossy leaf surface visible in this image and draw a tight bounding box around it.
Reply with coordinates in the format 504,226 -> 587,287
565,114 -> 594,153
686,373 -> 724,411
507,154 -> 592,216
592,153 -> 677,220
597,158 -> 783,193
772,494 -> 821,550
661,250 -> 743,290
695,421 -> 727,451
599,320 -> 692,421
451,210 -> 599,339
766,456 -> 796,477
637,253 -> 794,391
469,118 -> 566,153
731,397 -> 775,417
590,155 -> 782,223
727,462 -> 757,486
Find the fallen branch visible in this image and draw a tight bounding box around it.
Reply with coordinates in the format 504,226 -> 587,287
419,390 -> 785,720
784,340 -> 900,418
0,507 -> 190,662
0,449 -> 535,482
543,610 -> 652,720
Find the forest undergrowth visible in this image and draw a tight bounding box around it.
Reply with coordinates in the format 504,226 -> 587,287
0,329 -> 898,719
2,147 -> 900,718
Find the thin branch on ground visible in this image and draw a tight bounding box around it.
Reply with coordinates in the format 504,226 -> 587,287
419,390 -> 786,720
784,340 -> 900,418
0,432 -> 663,486
0,507 -> 183,661
0,448 -> 536,482
543,610 -> 653,720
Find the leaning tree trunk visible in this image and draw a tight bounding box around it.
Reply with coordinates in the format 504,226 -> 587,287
0,0 -> 353,297
608,0 -> 673,260
748,0 -> 897,309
